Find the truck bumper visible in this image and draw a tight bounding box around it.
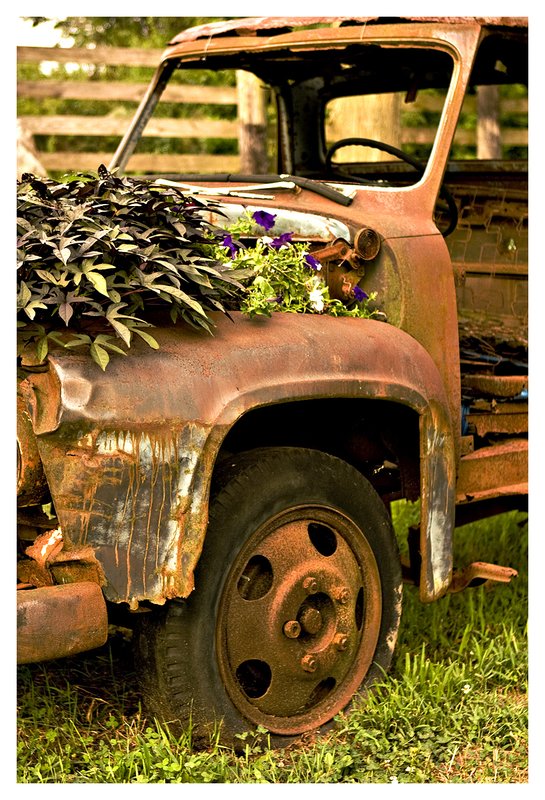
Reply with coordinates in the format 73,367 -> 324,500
17,582 -> 108,664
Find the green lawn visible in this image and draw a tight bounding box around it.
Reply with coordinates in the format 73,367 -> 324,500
17,507 -> 528,783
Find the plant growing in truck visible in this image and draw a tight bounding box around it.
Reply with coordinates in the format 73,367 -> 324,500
17,169 -> 376,370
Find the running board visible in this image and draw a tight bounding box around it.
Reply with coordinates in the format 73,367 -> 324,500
448,561 -> 518,593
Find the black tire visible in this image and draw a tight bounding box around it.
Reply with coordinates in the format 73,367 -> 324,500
135,447 -> 402,746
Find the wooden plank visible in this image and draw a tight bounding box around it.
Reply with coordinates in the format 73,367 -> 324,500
401,127 -> 527,147
21,115 -> 239,139
39,152 -> 240,173
501,129 -> 529,145
404,95 -> 527,114
18,79 -> 237,105
17,45 -> 162,68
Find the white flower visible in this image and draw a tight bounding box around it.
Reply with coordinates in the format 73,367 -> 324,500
309,287 -> 324,312
389,776 -> 399,783
462,683 -> 471,694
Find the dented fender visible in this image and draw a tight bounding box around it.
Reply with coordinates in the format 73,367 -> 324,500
19,312 -> 455,606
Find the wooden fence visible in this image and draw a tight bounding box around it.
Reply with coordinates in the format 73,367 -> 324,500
17,45 -> 528,177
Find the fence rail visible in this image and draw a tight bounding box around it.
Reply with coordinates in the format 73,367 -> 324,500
17,45 -> 528,177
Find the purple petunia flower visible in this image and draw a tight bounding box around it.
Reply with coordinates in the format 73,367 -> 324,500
269,232 -> 293,249
252,210 -> 276,231
222,234 -> 240,258
353,285 -> 369,302
304,253 -> 321,271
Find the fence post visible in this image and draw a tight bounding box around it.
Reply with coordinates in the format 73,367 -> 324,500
477,85 -> 502,159
17,120 -> 47,178
327,94 -> 402,161
236,70 -> 268,174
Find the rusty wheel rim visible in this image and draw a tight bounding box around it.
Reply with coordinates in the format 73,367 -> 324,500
216,505 -> 382,735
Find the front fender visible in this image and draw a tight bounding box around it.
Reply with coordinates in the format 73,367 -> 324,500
21,312 -> 455,605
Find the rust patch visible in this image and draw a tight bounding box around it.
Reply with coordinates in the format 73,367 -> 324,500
35,424 -> 211,607
17,527 -> 106,588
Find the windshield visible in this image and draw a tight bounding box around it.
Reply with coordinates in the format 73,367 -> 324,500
111,30 -> 526,189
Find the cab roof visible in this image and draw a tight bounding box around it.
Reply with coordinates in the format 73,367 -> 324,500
168,15 -> 527,46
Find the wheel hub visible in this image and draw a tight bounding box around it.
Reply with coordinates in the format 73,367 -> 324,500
216,505 -> 382,734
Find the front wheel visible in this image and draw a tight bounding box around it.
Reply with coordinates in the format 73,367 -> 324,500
135,448 -> 402,745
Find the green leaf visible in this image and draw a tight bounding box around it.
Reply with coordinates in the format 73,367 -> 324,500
18,281 -> 32,307
152,284 -> 207,317
133,329 -> 160,349
93,337 -> 127,356
23,301 -> 47,320
54,246 -> 71,265
86,271 -> 110,297
108,317 -> 132,346
36,336 -> 48,362
89,341 -> 110,371
36,269 -> 71,287
63,334 -> 92,348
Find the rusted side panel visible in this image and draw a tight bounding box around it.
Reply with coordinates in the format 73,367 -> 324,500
22,314 -> 455,606
34,424 -> 218,607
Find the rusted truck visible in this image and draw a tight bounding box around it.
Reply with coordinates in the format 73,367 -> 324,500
17,16 -> 528,743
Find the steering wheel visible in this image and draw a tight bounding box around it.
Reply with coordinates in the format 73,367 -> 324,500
325,137 -> 458,237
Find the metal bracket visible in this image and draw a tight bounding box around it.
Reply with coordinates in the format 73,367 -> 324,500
448,561 -> 518,593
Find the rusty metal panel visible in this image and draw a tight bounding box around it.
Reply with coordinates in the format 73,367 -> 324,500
33,424 -> 214,607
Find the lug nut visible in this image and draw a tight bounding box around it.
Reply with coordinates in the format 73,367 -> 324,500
283,620 -> 301,639
303,576 -> 319,593
301,654 -> 317,673
335,587 -> 350,605
333,633 -> 348,651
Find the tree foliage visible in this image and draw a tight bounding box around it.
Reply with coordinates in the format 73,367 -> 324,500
25,17 -> 225,48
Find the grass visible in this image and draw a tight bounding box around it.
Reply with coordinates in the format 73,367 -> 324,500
16,507 -> 529,783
